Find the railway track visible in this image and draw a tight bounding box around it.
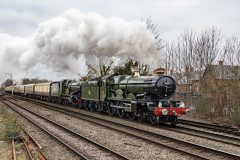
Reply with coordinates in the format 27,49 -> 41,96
164,124 -> 240,148
11,127 -> 47,160
10,96 -> 240,160
178,119 -> 240,136
1,97 -> 129,160
14,95 -> 240,148
5,94 -> 240,142
23,129 -> 47,160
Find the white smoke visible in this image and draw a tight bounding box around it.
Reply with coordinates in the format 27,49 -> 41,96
0,8 -> 160,83
0,33 -> 33,83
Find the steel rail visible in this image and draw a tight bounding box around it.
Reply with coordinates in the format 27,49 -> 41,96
17,97 -> 240,160
2,98 -> 129,160
178,119 -> 240,136
2,95 -> 205,159
12,96 -> 240,147
162,125 -> 240,147
23,138 -> 34,160
23,130 -> 47,160
2,100 -> 90,160
12,139 -> 17,160
7,94 -> 240,144
19,96 -> 240,147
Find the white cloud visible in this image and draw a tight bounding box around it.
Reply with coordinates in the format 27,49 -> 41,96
1,0 -> 240,41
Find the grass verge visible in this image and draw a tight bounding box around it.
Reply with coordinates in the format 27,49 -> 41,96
0,104 -> 23,140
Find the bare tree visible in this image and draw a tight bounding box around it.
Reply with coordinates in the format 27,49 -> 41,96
164,27 -> 221,74
142,17 -> 164,50
162,27 -> 223,111
195,27 -> 222,74
221,36 -> 240,121
2,79 -> 13,87
223,36 -> 240,66
87,57 -> 115,78
21,78 -> 49,84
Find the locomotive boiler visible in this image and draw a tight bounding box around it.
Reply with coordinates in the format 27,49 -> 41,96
109,75 -> 176,99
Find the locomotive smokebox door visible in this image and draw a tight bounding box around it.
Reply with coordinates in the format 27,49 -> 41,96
131,101 -> 138,113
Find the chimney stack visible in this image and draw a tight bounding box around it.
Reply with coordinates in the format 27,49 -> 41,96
185,66 -> 193,74
218,60 -> 223,65
190,66 -> 193,73
185,66 -> 189,73
154,67 -> 165,76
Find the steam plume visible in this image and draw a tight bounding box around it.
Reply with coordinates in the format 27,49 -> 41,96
0,9 -> 160,83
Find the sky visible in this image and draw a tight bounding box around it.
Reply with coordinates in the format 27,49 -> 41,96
0,0 -> 240,83
0,0 -> 240,40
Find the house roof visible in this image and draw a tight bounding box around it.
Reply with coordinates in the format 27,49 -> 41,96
209,65 -> 240,80
170,63 -> 240,85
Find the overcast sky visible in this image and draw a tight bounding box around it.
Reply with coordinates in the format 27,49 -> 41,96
0,0 -> 240,41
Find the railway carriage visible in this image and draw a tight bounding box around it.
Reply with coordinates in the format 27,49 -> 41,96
24,84 -> 35,97
13,86 -> 19,94
34,83 -> 51,100
18,85 -> 25,96
4,86 -> 14,94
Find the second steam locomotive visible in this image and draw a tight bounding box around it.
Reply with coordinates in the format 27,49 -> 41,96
5,73 -> 189,125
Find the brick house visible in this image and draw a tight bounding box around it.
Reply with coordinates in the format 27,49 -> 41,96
199,61 -> 240,114
201,61 -> 240,94
171,66 -> 202,96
